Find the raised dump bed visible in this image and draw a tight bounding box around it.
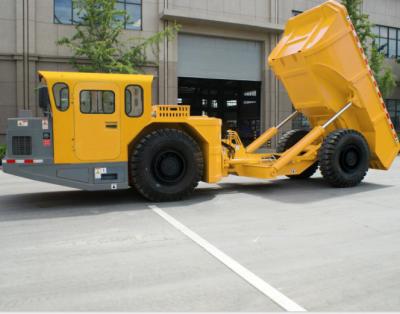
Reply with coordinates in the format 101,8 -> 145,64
269,0 -> 399,170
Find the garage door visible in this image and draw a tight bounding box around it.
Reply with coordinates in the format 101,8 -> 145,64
178,34 -> 263,81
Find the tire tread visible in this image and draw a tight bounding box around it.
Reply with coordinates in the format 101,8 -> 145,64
130,129 -> 204,202
319,129 -> 369,188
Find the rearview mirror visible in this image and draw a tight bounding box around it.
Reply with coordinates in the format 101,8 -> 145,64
38,86 -> 50,116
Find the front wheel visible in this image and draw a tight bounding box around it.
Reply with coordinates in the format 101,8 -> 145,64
130,129 -> 204,202
319,129 -> 370,188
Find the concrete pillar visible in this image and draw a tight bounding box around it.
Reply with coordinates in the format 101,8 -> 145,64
15,0 -> 36,115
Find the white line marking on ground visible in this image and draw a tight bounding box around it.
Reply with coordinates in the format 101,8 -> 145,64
149,205 -> 306,312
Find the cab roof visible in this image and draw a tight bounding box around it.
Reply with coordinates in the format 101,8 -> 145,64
38,71 -> 154,85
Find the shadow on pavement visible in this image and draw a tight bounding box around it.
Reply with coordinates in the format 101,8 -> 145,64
0,189 -> 142,222
215,177 -> 391,204
0,186 -> 217,222
0,177 -> 392,222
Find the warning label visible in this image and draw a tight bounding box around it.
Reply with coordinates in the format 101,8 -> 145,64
17,120 -> 28,127
94,168 -> 107,179
42,119 -> 49,130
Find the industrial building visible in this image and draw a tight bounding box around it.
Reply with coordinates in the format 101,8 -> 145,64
0,0 -> 399,145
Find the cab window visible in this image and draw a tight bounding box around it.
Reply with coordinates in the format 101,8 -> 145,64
80,90 -> 115,114
125,85 -> 143,117
53,83 -> 69,111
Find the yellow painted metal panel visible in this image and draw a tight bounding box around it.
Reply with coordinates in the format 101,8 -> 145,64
73,82 -> 121,161
268,0 -> 400,170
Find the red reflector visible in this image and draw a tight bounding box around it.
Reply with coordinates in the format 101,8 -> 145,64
6,160 -> 16,164
24,160 -> 34,164
42,139 -> 51,147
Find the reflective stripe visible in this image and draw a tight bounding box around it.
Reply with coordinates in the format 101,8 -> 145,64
3,159 -> 44,164
348,19 -> 399,144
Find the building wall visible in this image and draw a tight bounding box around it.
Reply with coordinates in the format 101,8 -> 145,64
0,0 -> 399,145
161,0 -> 285,145
364,0 -> 400,28
160,0 -> 400,141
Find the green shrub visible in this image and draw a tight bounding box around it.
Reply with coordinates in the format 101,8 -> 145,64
0,145 -> 6,161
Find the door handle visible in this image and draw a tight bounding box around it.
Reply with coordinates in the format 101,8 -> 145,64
105,122 -> 118,129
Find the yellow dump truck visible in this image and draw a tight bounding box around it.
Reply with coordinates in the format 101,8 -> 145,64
2,0 -> 399,202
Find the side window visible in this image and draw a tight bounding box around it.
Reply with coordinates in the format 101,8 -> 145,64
53,83 -> 69,111
80,90 -> 115,114
103,91 -> 115,114
125,85 -> 143,117
80,91 -> 91,113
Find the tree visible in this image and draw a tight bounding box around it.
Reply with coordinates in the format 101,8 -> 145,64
58,0 -> 180,74
342,0 -> 396,98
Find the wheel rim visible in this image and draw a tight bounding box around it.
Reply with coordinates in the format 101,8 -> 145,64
152,150 -> 187,185
339,144 -> 362,173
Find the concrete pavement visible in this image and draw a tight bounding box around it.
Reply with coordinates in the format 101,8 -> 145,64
0,158 -> 399,311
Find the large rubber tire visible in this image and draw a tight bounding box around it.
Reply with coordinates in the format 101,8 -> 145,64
130,129 -> 204,202
319,129 -> 370,188
277,129 -> 319,179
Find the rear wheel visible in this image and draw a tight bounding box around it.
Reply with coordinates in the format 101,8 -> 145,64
277,129 -> 319,179
130,129 -> 204,202
319,129 -> 370,187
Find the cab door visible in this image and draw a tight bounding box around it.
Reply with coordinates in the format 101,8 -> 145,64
74,82 -> 121,161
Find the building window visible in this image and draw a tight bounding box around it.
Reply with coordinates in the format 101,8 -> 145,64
118,0 -> 142,30
386,99 -> 400,132
54,0 -> 142,30
372,25 -> 400,59
54,0 -> 72,24
178,78 -> 261,145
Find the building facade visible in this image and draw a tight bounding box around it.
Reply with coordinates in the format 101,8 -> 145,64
0,0 -> 399,145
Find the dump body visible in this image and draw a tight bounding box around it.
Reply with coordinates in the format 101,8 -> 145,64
269,0 -> 399,170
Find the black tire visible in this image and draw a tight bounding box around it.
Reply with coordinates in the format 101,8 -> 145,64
319,129 -> 370,188
130,129 -> 204,202
277,129 -> 319,179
